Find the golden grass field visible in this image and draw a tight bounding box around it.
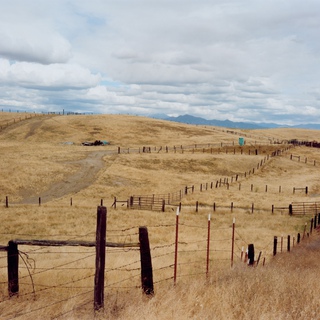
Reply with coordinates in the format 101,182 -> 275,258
0,112 -> 320,319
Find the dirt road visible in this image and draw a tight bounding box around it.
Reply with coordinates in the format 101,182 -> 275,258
19,150 -> 111,204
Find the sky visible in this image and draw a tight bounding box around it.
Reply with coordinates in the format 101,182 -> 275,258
1,0 -> 320,125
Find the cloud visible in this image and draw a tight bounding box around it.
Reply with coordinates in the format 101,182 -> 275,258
0,0 -> 320,125
0,30 -> 72,64
0,59 -> 101,90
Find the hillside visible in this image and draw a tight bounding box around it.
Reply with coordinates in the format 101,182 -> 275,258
0,112 -> 320,319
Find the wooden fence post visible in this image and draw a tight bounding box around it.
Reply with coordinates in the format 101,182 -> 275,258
139,227 -> 154,295
287,235 -> 291,252
94,206 -> 107,311
248,244 -> 254,266
273,236 -> 277,256
7,241 -> 19,296
5,196 -> 8,208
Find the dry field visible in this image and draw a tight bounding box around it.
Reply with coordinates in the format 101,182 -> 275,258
0,112 -> 320,319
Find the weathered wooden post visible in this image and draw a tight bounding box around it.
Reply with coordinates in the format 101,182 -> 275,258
94,206 -> 107,311
289,204 -> 293,215
195,201 -> 199,213
297,233 -> 301,244
287,235 -> 291,252
248,244 -> 254,266
5,196 -> 9,208
7,241 -> 19,296
139,227 -> 154,295
273,236 -> 277,256
113,197 -> 116,209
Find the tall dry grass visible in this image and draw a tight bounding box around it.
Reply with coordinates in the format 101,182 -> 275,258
0,112 -> 320,319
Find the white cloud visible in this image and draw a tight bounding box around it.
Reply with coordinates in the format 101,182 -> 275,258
0,59 -> 100,89
0,0 -> 320,124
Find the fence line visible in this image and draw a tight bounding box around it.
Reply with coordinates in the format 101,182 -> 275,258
0,206 -> 313,317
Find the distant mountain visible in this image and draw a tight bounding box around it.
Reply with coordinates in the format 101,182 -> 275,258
162,114 -> 271,129
158,114 -> 320,130
293,123 -> 320,130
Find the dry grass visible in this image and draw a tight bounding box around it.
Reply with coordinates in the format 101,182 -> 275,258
0,112 -> 320,319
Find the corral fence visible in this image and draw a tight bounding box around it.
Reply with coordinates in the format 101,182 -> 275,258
290,201 -> 320,215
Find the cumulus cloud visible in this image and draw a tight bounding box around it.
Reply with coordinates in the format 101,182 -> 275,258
0,0 -> 320,124
0,59 -> 101,89
0,30 -> 72,64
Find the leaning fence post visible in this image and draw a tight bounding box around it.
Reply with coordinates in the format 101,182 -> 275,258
162,199 -> 165,212
7,241 -> 19,296
139,227 -> 154,295
94,206 -> 107,311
